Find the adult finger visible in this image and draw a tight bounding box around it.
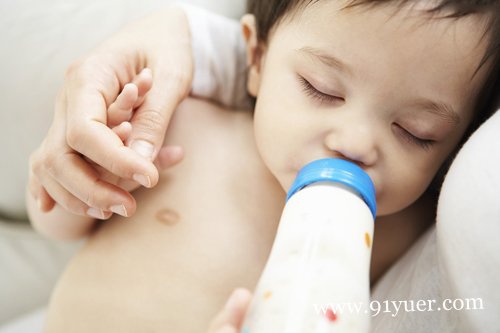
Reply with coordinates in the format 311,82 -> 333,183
64,65 -> 159,187
207,289 -> 252,333
38,186 -> 56,212
47,151 -> 136,217
212,326 -> 237,333
28,166 -> 56,213
44,89 -> 139,214
127,59 -> 192,162
67,104 -> 159,188
38,169 -> 97,218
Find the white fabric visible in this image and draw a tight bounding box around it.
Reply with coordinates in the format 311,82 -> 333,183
371,110 -> 500,332
435,110 -> 500,331
0,308 -> 46,333
180,3 -> 252,110
0,221 -> 81,324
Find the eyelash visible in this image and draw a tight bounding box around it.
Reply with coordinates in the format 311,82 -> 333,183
299,75 -> 435,151
298,76 -> 342,104
394,124 -> 435,151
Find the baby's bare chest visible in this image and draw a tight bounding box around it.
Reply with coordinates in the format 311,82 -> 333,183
48,99 -> 287,332
50,169 -> 283,333
101,162 -> 284,282
52,140 -> 284,332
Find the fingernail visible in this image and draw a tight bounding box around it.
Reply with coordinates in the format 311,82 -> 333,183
87,207 -> 105,219
102,212 -> 113,220
130,140 -> 154,160
133,173 -> 151,188
36,198 -> 42,210
110,204 -> 128,217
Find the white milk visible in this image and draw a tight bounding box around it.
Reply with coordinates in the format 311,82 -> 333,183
241,158 -> 376,333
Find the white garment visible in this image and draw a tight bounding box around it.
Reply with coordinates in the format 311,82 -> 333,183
179,3 -> 252,110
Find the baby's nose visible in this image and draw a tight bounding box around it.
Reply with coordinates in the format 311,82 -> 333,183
323,127 -> 378,167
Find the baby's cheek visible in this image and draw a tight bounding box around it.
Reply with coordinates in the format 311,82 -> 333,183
375,182 -> 421,216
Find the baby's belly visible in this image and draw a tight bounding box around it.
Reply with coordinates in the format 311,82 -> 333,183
45,186 -> 278,333
43,99 -> 285,333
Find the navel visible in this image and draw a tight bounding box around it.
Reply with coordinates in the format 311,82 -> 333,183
155,208 -> 180,226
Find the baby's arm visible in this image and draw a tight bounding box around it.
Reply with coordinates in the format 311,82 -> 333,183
27,75 -> 151,241
26,191 -> 97,241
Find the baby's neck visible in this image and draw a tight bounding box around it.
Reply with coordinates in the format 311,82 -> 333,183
370,190 -> 437,285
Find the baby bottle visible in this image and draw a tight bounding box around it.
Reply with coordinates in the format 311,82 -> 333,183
240,158 -> 377,333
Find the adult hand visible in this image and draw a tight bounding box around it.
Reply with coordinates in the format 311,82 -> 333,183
28,6 -> 193,218
207,289 -> 252,333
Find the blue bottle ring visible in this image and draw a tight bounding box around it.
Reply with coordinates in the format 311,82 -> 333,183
286,158 -> 377,219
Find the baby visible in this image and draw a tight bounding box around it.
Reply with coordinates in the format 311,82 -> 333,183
27,0 -> 499,332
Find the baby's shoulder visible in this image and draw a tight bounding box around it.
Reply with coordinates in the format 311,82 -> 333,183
164,97 -> 260,172
168,97 -> 253,142
162,97 -> 282,198
157,97 -> 283,214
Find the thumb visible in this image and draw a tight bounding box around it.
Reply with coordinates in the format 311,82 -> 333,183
126,107 -> 165,162
127,66 -> 191,162
208,289 -> 252,333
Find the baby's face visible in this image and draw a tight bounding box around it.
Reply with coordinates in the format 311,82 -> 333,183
248,1 -> 490,215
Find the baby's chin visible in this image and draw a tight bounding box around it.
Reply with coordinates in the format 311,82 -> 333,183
271,169 -> 296,194
375,205 -> 401,218
375,193 -> 421,218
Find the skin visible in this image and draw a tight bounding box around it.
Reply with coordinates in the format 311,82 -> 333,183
245,1 -> 489,216
27,71 -> 182,239
210,3 -> 491,331
42,97 -> 285,333
28,7 -> 192,219
207,288 -> 252,333
36,2 -> 492,332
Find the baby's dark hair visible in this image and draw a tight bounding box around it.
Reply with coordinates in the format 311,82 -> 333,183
247,0 -> 500,196
247,0 -> 499,131
247,0 -> 499,194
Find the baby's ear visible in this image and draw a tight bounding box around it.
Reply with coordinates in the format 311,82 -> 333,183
241,14 -> 263,97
